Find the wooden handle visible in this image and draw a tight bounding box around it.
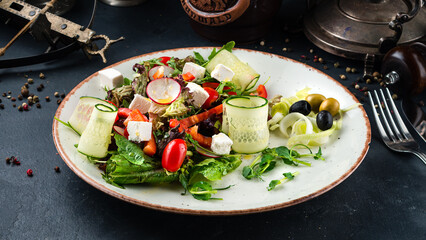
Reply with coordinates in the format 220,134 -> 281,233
0,0 -> 58,57
181,0 -> 250,26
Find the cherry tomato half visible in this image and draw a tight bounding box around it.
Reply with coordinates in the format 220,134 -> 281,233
202,87 -> 219,109
162,139 -> 187,172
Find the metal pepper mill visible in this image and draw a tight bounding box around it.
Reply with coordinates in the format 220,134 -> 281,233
304,0 -> 426,79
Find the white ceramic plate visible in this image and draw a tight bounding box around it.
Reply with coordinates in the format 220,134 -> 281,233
53,47 -> 371,215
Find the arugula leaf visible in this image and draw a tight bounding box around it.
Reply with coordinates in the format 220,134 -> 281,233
165,57 -> 182,76
204,41 -> 236,66
146,58 -> 164,68
193,51 -> 206,65
208,48 -> 218,61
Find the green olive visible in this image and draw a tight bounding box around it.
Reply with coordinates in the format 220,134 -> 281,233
305,94 -> 326,113
319,98 -> 340,116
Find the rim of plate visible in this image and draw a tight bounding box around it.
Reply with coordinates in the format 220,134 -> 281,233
52,47 -> 371,215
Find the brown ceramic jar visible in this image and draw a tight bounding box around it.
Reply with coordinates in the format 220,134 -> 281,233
181,0 -> 282,43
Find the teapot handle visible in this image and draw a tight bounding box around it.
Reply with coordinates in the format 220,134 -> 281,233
181,0 -> 250,26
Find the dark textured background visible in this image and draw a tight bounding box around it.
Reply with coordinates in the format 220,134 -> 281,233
0,0 -> 425,239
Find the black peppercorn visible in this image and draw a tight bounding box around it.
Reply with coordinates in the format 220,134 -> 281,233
21,87 -> 29,98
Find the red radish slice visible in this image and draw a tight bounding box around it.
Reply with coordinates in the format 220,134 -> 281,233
146,78 -> 181,105
195,146 -> 220,158
113,126 -> 125,136
149,66 -> 175,81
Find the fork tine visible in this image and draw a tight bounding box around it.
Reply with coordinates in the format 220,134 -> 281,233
384,88 -> 412,139
372,90 -> 397,142
368,91 -> 391,142
379,89 -> 404,141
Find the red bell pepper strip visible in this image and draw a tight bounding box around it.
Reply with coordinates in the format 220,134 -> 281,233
169,119 -> 184,132
179,104 -> 223,128
188,125 -> 212,148
123,109 -> 148,127
159,56 -> 171,66
182,72 -> 195,81
256,84 -> 267,98
143,133 -> 157,157
117,108 -> 132,118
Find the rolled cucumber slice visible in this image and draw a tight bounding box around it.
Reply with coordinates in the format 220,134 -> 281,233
68,96 -> 112,135
77,103 -> 118,158
206,50 -> 259,91
223,96 -> 269,154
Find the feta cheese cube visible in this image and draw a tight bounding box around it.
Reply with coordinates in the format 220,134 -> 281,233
182,62 -> 206,80
211,64 -> 235,82
98,68 -> 124,89
129,94 -> 152,114
186,82 -> 209,108
127,121 -> 152,143
211,133 -> 233,155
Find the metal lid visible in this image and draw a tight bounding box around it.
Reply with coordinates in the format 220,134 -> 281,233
304,0 -> 426,60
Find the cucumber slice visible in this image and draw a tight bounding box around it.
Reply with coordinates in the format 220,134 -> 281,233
206,50 -> 259,91
223,96 -> 269,154
68,96 -> 111,135
77,103 -> 118,158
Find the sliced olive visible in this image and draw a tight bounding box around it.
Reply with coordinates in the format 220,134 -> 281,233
305,94 -> 326,113
289,100 -> 311,115
316,110 -> 333,130
319,98 -> 340,116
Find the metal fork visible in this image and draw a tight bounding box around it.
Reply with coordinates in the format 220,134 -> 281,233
368,88 -> 426,164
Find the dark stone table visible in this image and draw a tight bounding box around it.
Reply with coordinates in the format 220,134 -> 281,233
0,1 -> 425,239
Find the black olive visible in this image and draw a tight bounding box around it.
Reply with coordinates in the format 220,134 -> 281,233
316,110 -> 333,130
289,100 -> 311,115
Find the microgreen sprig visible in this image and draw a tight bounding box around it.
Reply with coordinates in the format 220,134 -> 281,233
267,172 -> 299,191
